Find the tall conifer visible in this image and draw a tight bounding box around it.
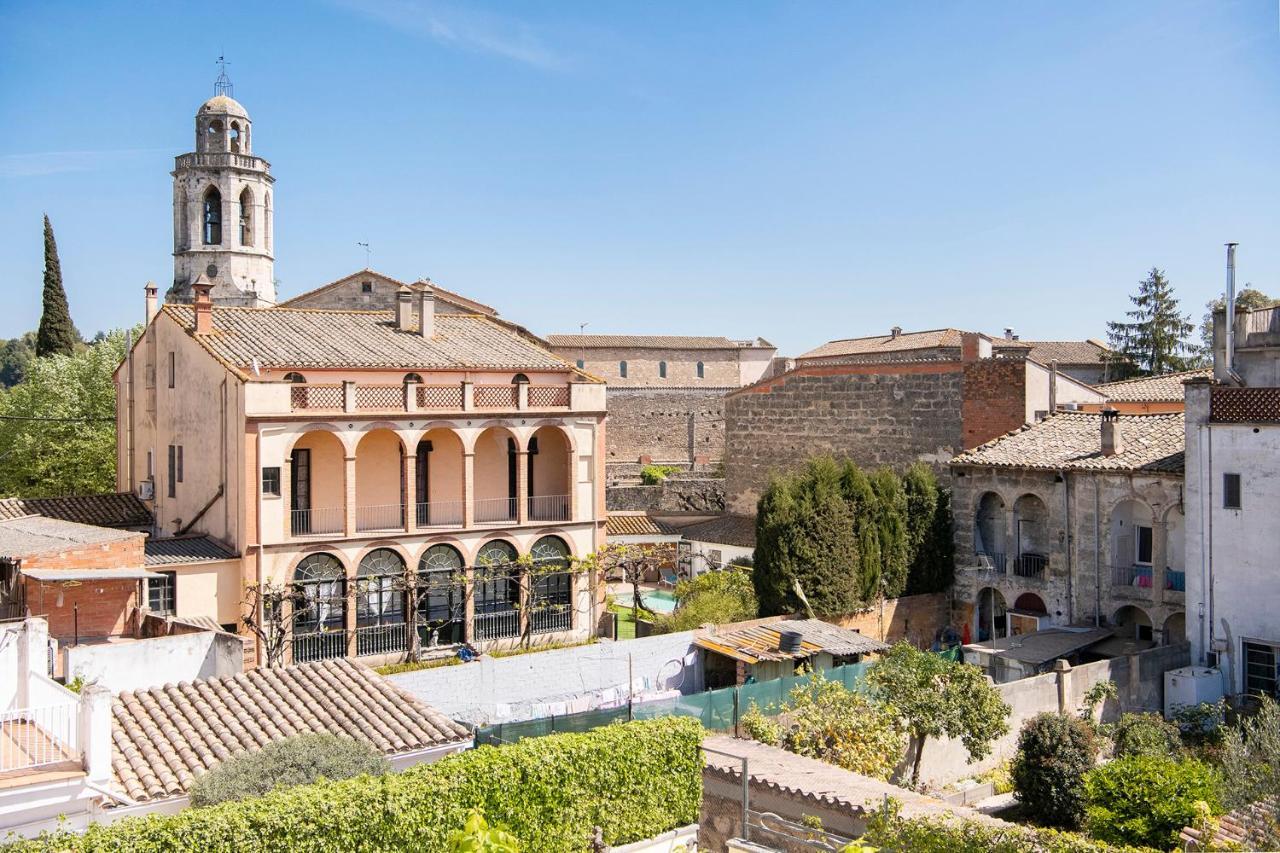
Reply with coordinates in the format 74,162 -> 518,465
35,215 -> 79,358
1105,267 -> 1194,376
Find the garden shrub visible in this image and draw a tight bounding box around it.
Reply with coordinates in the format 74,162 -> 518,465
653,566 -> 759,632
1011,713 -> 1099,828
639,464 -> 680,485
1111,712 -> 1181,759
1084,754 -> 1220,849
1219,695 -> 1280,812
12,717 -> 703,853
190,733 -> 391,807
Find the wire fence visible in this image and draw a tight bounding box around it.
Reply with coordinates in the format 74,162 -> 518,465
475,661 -> 872,747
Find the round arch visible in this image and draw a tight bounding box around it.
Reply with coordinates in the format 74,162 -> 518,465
974,491 -> 1007,566
417,543 -> 465,647
474,539 -> 520,639
1013,592 -> 1047,614
529,535 -> 573,635
292,553 -> 347,662
355,428 -> 408,533
474,427 -> 521,523
1162,611 -> 1186,646
354,548 -> 406,654
287,431 -> 347,536
975,587 -> 1008,642
1113,605 -> 1154,642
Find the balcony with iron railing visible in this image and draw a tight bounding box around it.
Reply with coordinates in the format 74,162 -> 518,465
291,507 -> 345,537
355,622 -> 408,657
292,630 -> 348,663
1012,553 -> 1048,580
531,604 -> 572,635
474,609 -> 520,641
1111,564 -> 1185,600
356,503 -> 404,533
415,499 -> 465,528
528,494 -> 571,522
972,551 -> 1007,575
475,497 -> 517,524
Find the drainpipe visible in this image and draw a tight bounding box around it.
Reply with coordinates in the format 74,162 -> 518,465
1206,424 -> 1215,664
1225,243 -> 1243,386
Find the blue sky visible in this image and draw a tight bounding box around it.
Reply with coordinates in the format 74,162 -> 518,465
1,1 -> 1277,355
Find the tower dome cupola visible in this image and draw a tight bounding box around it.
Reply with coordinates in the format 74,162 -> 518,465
196,94 -> 252,154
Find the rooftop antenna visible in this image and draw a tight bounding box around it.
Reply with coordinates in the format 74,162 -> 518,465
357,241 -> 371,268
214,54 -> 233,98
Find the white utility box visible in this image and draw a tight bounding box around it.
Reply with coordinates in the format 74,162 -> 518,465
1164,666 -> 1224,719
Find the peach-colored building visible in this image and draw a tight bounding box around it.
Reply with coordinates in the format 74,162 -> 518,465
115,281 -> 607,666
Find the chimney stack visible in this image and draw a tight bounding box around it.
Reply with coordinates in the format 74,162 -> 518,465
890,326 -> 902,339
191,275 -> 214,335
1101,408 -> 1122,457
1004,327 -> 1014,340
418,286 -> 435,338
144,281 -> 158,323
395,286 -> 413,330
1048,359 -> 1058,415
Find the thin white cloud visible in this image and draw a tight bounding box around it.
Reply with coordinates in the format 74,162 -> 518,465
0,148 -> 168,179
330,0 -> 565,70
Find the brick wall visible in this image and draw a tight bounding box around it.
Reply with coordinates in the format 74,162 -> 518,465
961,358 -> 1028,449
723,363 -> 968,513
605,388 -> 730,466
19,534 -> 145,642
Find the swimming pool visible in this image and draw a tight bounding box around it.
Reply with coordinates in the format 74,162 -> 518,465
613,589 -> 678,614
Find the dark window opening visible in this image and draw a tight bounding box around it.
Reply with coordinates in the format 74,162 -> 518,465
1244,640 -> 1279,697
148,571 -> 176,615
202,187 -> 222,245
696,361 -> 705,379
361,281 -> 373,294
167,352 -> 175,389
1224,473 -> 1242,510
658,361 -> 667,379
1135,525 -> 1153,565
283,372 -> 306,383
619,361 -> 628,378
262,467 -> 281,497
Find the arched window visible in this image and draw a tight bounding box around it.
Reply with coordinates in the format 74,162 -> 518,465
293,553 -> 346,661
264,192 -> 272,252
238,187 -> 254,246
619,361 -> 628,378
696,362 -> 705,379
403,372 -> 423,385
283,372 -> 306,383
204,119 -> 224,151
474,540 -> 519,640
229,121 -> 242,153
356,549 -> 405,643
658,361 -> 668,379
511,373 -> 530,384
418,544 -> 464,646
530,536 -> 572,635
202,187 -> 222,245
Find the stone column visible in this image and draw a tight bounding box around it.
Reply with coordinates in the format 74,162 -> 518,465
282,455 -> 292,540
78,684 -> 114,785
345,562 -> 358,658
1004,508 -> 1017,571
1054,659 -> 1072,715
516,449 -> 529,524
344,455 -> 357,537
463,451 -> 475,527
517,382 -> 529,411
404,450 -> 417,533
1151,518 -> 1168,606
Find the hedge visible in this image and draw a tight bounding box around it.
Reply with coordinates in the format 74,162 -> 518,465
7,717 -> 703,853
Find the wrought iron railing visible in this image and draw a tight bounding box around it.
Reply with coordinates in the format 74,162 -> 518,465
1111,564 -> 1153,589
1166,569 -> 1186,592
417,620 -> 465,648
0,702 -> 79,772
530,604 -> 572,635
418,384 -> 464,409
475,497 -> 517,524
291,507 -> 344,536
356,504 -> 404,532
974,551 -> 1007,574
474,609 -> 519,641
355,384 -> 402,410
473,385 -> 517,408
527,385 -> 570,407
290,384 -> 343,410
415,500 -> 465,528
528,494 -> 570,522
356,622 -> 408,656
293,630 -> 348,663
1013,553 -> 1047,579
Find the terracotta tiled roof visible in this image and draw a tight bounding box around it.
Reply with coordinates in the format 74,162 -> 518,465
162,305 -> 581,375
144,535 -> 237,566
1181,798 -> 1279,850
605,513 -> 678,537
0,493 -> 152,529
1097,369 -> 1212,402
547,334 -> 771,350
679,514 -> 757,549
798,328 -> 1013,361
0,515 -> 141,558
111,658 -> 471,803
694,619 -> 886,663
950,412 -> 1184,473
997,340 -> 1109,366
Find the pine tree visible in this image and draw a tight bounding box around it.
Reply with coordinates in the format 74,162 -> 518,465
1105,267 -> 1194,376
35,215 -> 79,358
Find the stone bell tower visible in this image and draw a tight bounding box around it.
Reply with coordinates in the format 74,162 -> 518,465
168,62 -> 276,307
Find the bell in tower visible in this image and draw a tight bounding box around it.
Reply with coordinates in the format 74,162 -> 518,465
168,58 -> 276,307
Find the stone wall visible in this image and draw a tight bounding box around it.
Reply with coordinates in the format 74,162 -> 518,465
604,387 -> 731,467
606,475 -> 726,513
555,347 -> 747,387
830,592 -> 950,649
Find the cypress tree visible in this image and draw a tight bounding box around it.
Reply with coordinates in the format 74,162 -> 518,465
1105,267 -> 1194,376
35,214 -> 79,358
838,462 -> 882,602
869,467 -> 909,599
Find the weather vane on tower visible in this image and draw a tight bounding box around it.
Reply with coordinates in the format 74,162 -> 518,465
214,54 -> 233,98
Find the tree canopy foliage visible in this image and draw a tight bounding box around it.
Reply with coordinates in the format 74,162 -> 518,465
0,327 -> 135,497
1199,286 -> 1276,355
35,215 -> 80,358
655,565 -> 758,632
189,733 -> 391,807
1105,267 -> 1197,377
754,458 -> 953,617
0,331 -> 36,388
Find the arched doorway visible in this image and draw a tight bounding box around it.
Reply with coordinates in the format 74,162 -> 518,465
293,553 -> 347,662
974,492 -> 1006,572
473,427 -> 518,523
1113,605 -> 1153,642
530,535 -> 573,634
528,426 -> 571,522
290,430 -> 345,536
356,548 -> 406,656
1162,611 -> 1186,646
417,544 -> 465,647
355,429 -> 405,533
1012,494 -> 1049,579
976,587 -> 1008,642
474,540 -> 520,640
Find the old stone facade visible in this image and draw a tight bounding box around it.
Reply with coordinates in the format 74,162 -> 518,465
283,270 -> 495,318
169,90 -> 275,307
723,354 -> 1029,513
604,387 -> 728,469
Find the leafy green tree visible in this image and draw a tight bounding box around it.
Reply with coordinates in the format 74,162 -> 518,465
754,457 -> 861,617
1011,713 -> 1099,828
0,328 -> 135,497
1084,755 -> 1219,849
866,642 -> 1010,788
1219,695 -> 1280,812
655,565 -> 758,631
35,215 -> 80,358
1105,267 -> 1196,377
0,332 -> 36,388
868,467 -> 909,599
189,733 -> 391,807
904,470 -> 954,595
1199,286 -> 1276,355
1111,712 -> 1181,759
447,809 -> 521,852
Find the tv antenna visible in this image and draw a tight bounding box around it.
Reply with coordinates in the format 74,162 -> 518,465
214,54 -> 233,98
357,242 -> 371,268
